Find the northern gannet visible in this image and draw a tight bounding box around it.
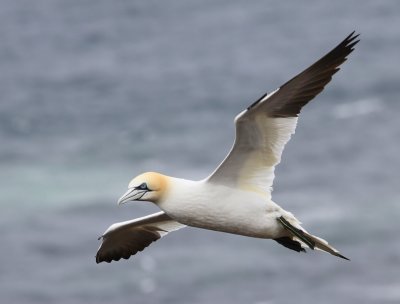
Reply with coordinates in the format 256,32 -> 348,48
96,32 -> 359,263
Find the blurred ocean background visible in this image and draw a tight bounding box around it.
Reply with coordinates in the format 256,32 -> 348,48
1,1 -> 399,303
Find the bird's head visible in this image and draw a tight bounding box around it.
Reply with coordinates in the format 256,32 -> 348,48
117,172 -> 170,205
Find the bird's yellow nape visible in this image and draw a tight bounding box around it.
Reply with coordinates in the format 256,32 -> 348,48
127,172 -> 170,203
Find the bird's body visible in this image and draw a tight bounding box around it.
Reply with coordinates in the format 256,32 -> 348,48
96,32 -> 359,264
158,176 -> 287,239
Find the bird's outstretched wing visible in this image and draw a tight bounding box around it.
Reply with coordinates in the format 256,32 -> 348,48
207,32 -> 359,194
96,212 -> 185,263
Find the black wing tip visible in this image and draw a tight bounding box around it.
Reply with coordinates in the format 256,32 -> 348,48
340,31 -> 361,55
343,31 -> 360,46
346,31 -> 360,40
244,31 -> 360,118
326,31 -> 360,62
95,254 -> 103,264
96,254 -> 125,264
95,234 -> 159,264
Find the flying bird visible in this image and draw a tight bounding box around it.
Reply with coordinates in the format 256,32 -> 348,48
96,32 -> 359,263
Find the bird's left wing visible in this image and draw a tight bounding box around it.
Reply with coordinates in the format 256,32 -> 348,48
96,212 -> 185,263
207,32 -> 359,195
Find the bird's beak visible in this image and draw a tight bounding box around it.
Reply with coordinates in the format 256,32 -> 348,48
117,188 -> 146,205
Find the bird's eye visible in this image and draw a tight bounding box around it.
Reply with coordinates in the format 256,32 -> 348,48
138,183 -> 148,190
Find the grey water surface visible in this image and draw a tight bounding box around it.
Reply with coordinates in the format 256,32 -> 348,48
1,1 -> 399,303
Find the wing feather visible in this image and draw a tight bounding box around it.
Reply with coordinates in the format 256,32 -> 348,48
207,32 -> 359,193
96,212 -> 185,263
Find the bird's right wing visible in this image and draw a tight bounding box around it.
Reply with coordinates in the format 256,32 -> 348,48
96,212 -> 185,263
207,32 -> 359,195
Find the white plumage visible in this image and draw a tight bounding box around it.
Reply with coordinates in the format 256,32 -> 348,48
96,32 -> 359,264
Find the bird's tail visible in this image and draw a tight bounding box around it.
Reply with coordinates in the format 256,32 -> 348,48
276,216 -> 349,260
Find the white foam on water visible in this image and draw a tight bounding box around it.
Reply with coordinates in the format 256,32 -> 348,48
332,98 -> 383,119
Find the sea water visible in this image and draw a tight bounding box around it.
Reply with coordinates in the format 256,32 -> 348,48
1,1 -> 400,303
